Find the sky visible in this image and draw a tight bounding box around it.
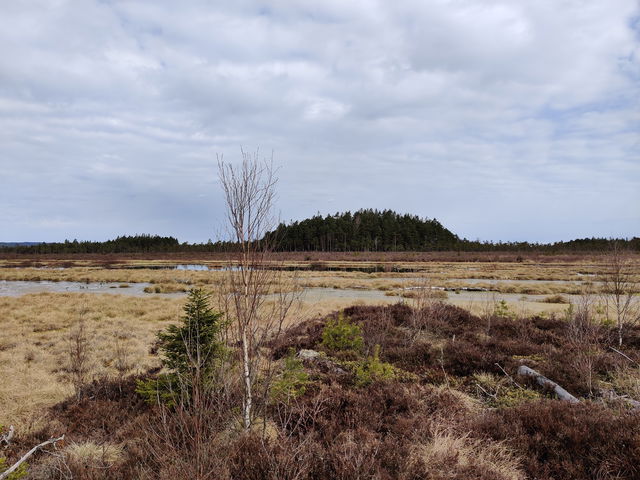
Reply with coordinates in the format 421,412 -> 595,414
1,0 -> 639,243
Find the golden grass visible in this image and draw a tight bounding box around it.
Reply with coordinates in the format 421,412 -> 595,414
0,293 -> 183,428
64,441 -> 124,467
406,428 -> 525,480
2,258 -> 638,288
609,367 -> 640,400
0,288 -> 405,429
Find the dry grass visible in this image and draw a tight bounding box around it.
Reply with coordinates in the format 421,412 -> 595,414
64,441 -> 124,467
2,258 -> 638,286
406,428 -> 525,480
0,289 -> 404,428
0,293 -> 182,427
609,367 -> 640,399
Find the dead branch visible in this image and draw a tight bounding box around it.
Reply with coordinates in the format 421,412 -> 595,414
0,434 -> 64,480
601,389 -> 640,409
495,363 -> 523,390
517,365 -> 579,403
609,346 -> 640,368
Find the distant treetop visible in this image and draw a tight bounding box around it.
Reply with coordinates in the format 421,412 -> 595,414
264,209 -> 459,252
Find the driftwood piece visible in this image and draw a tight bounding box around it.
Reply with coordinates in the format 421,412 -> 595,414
0,434 -> 64,480
0,426 -> 14,447
602,389 -> 640,409
517,365 -> 579,403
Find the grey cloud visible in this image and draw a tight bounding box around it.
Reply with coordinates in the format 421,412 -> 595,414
0,0 -> 638,243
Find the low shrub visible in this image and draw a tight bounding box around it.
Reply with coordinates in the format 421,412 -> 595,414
352,345 -> 397,386
270,349 -> 310,402
320,313 -> 364,354
473,400 -> 640,480
0,456 -> 28,480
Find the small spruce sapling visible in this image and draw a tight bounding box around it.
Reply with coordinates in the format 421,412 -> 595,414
137,288 -> 228,406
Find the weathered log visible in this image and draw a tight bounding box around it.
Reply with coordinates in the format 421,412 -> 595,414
0,434 -> 64,480
517,365 -> 579,403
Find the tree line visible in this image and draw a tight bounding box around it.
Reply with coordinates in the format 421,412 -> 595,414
1,210 -> 638,254
0,234 -> 182,254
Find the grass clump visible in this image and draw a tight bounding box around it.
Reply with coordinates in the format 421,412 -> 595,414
405,429 -> 525,480
541,294 -> 570,304
495,387 -> 541,407
473,373 -> 541,407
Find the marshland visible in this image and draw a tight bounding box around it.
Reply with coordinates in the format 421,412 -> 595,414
2,2 -> 640,479
1,246 -> 640,479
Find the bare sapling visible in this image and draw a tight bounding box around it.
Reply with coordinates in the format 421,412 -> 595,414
599,245 -> 640,346
481,292 -> 498,336
66,306 -> 93,402
407,277 -> 446,343
217,148 -> 298,431
567,287 -> 600,396
113,333 -> 133,385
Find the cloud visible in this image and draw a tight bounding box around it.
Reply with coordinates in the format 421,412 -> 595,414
0,0 -> 638,242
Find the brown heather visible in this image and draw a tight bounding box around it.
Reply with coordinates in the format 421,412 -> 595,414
1,259 -> 640,479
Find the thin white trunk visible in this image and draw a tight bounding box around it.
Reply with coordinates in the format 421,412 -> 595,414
241,328 -> 252,430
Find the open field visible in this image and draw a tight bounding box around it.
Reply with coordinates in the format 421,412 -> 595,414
1,254 -> 638,293
0,288 -> 402,429
1,254 -> 638,424
1,253 -> 639,478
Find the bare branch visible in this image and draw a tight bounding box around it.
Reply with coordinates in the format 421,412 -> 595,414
0,434 -> 64,480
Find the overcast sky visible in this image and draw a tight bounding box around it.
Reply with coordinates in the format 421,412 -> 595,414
1,1 -> 638,243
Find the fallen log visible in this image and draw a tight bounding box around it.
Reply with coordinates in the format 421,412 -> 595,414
517,365 -> 579,403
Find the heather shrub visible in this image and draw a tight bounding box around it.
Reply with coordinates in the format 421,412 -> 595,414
473,400 -> 640,480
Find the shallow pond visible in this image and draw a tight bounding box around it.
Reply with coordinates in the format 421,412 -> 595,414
0,280 -> 580,309
0,280 -> 153,297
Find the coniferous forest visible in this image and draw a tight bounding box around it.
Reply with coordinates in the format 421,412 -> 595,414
1,210 -> 638,254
